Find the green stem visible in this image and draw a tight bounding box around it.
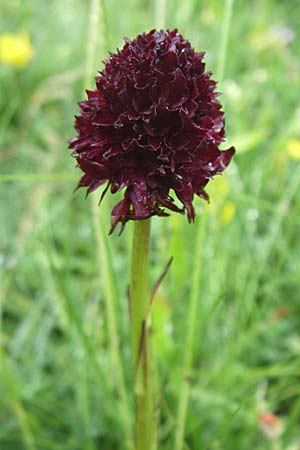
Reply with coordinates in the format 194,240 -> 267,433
84,0 -> 100,90
217,0 -> 234,83
174,214 -> 207,450
130,219 -> 156,450
84,1 -> 132,448
92,200 -> 133,449
174,1 -> 234,447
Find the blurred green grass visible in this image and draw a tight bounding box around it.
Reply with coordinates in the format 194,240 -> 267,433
1,0 -> 300,449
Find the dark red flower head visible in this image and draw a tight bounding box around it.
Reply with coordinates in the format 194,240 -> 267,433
69,29 -> 235,234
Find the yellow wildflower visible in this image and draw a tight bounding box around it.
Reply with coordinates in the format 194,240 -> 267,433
221,201 -> 236,225
287,139 -> 300,161
0,32 -> 34,68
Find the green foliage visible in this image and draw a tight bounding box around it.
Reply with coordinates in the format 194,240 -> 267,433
1,1 -> 300,449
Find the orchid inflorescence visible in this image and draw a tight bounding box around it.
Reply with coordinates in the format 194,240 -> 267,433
69,29 -> 235,233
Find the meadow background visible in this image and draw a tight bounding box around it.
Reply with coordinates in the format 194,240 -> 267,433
1,0 -> 300,449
